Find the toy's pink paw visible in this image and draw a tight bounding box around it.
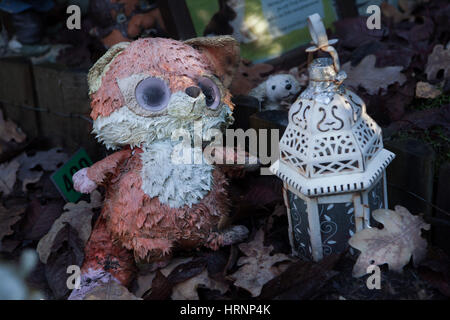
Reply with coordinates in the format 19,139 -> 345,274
73,168 -> 97,193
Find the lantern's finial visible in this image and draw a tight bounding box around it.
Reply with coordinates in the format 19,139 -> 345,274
305,13 -> 340,72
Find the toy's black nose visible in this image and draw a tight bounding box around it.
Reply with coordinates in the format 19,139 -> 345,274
285,83 -> 292,90
185,86 -> 201,98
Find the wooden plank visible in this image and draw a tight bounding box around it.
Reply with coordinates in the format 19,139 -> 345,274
249,110 -> 288,132
0,57 -> 40,139
249,110 -> 287,165
230,95 -> 260,131
157,0 -> 197,40
434,162 -> 450,255
32,63 -> 106,161
385,138 -> 435,217
334,0 -> 359,19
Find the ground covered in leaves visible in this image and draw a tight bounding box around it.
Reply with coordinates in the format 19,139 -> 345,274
0,150 -> 449,300
1,0 -> 450,300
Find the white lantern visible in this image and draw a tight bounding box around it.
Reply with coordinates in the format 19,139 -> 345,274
270,14 -> 395,261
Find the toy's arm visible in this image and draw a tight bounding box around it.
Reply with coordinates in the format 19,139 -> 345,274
73,149 -> 132,193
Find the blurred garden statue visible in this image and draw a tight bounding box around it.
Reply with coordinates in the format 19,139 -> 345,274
0,249 -> 44,300
87,0 -> 167,48
0,0 -> 89,58
0,0 -> 55,56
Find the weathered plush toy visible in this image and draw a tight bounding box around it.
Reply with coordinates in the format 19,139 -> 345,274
249,74 -> 301,111
69,35 -> 249,298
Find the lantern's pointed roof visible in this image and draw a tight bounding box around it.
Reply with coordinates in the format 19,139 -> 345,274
270,14 -> 395,197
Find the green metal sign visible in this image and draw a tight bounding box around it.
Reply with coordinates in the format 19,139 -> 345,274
51,148 -> 93,202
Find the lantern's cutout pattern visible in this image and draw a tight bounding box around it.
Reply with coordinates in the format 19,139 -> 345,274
270,13 -> 395,261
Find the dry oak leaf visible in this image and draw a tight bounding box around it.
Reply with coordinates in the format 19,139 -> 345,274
381,2 -> 410,23
171,269 -> 228,300
84,281 -> 141,300
163,257 -> 227,300
134,257 -> 193,298
37,190 -> 102,264
15,148 -> 69,191
381,0 -> 429,23
342,55 -> 406,95
349,206 -> 430,278
415,81 -> 442,99
134,273 -> 157,298
0,203 -> 26,242
16,148 -> 69,172
425,44 -> 450,82
230,228 -> 292,297
0,160 -> 20,196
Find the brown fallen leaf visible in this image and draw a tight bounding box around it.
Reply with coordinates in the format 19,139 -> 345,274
333,17 -> 386,49
381,2 -> 410,23
84,281 -> 141,300
134,272 -> 157,298
37,190 -> 102,263
21,198 -> 65,241
266,203 -> 286,231
15,148 -> 69,191
0,160 -> 20,196
342,55 -> 406,95
142,257 -> 194,299
398,0 -> 430,13
0,203 -> 26,243
0,110 -> 26,144
418,248 -> 450,297
143,270 -> 173,300
425,44 -> 450,82
171,269 -> 228,300
382,0 -> 429,23
259,254 -> 340,299
199,250 -> 230,280
141,256 -> 227,300
349,206 -> 430,277
230,229 -> 292,297
386,103 -> 450,134
45,224 -> 85,299
396,16 -> 434,44
16,148 -> 69,172
415,81 -> 442,99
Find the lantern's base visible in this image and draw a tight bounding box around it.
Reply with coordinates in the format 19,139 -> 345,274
284,174 -> 387,261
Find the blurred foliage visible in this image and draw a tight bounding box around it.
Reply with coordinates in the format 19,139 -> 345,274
395,94 -> 450,174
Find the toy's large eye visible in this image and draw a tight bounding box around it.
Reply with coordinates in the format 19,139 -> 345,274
135,77 -> 171,112
198,77 -> 221,110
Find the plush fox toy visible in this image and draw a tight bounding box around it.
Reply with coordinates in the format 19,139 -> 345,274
69,36 -> 249,299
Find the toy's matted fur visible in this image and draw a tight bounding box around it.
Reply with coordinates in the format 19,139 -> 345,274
69,37 -> 247,298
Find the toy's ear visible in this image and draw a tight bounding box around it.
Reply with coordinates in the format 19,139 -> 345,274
185,36 -> 240,88
88,42 -> 130,95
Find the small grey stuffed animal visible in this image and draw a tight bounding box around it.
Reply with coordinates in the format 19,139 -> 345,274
249,74 -> 301,111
